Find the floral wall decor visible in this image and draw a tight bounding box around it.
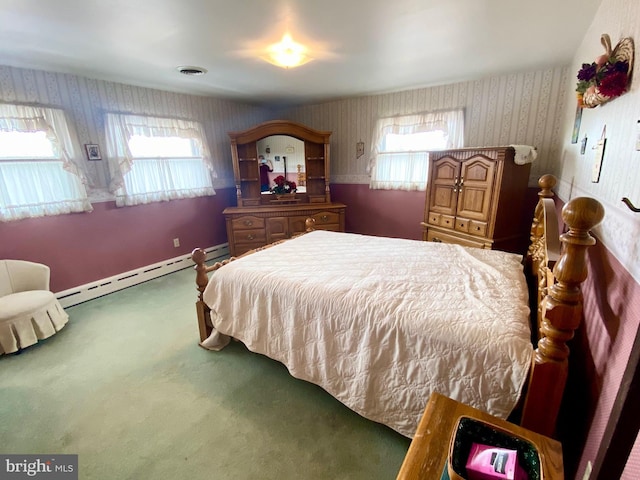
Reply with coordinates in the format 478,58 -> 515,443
576,33 -> 634,108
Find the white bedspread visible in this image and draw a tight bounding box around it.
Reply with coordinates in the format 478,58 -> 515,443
202,230 -> 533,437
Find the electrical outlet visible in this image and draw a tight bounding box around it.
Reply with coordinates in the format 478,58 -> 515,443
582,461 -> 593,480
173,238 -> 180,248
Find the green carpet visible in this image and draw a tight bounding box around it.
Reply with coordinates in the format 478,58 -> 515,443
0,267 -> 411,479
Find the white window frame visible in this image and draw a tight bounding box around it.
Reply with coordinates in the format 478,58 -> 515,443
104,113 -> 216,207
368,109 -> 465,191
0,103 -> 91,221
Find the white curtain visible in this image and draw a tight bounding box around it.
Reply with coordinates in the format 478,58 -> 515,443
104,113 -> 216,207
0,103 -> 92,221
368,109 -> 464,190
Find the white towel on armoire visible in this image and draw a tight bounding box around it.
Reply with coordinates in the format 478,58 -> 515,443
510,145 -> 538,165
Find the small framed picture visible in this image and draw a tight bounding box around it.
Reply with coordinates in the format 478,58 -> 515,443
571,105 -> 582,144
592,138 -> 606,183
580,135 -> 588,155
85,144 -> 102,161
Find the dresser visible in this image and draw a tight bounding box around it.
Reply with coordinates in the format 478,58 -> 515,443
224,203 -> 346,257
224,120 -> 346,257
422,147 -> 532,253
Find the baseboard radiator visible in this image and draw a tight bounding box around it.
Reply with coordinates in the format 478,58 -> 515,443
56,243 -> 229,308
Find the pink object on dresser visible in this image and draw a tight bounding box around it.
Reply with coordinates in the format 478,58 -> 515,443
466,443 -> 528,480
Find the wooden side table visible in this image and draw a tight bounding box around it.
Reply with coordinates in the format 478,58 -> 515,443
396,393 -> 564,479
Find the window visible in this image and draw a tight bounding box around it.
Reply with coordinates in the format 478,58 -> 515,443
0,103 -> 92,221
104,113 -> 216,207
368,109 -> 464,190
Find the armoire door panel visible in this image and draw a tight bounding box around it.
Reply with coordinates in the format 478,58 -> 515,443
432,159 -> 458,181
430,186 -> 458,214
457,157 -> 495,221
457,187 -> 491,220
429,158 -> 462,215
461,158 -> 494,182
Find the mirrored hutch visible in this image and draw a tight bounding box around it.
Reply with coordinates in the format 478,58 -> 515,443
224,120 -> 346,257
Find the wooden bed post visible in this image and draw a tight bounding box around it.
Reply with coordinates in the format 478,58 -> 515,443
191,248 -> 213,342
521,196 -> 604,437
191,248 -> 243,343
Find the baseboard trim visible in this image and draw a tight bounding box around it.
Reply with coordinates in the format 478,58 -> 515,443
56,243 -> 230,308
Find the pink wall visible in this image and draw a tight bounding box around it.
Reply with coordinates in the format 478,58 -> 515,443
331,184 -> 426,240
575,241 -> 640,478
0,188 -> 236,292
542,198 -> 640,479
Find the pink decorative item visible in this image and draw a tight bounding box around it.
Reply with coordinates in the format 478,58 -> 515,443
465,443 -> 528,480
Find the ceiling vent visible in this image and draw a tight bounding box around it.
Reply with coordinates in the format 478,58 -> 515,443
177,66 -> 207,76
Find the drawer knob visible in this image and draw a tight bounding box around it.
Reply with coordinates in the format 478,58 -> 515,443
432,237 -> 442,243
321,215 -> 328,222
246,234 -> 255,240
243,220 -> 253,226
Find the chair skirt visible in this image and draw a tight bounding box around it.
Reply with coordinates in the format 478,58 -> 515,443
0,290 -> 69,354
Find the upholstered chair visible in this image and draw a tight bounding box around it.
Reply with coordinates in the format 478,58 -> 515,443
0,260 -> 69,355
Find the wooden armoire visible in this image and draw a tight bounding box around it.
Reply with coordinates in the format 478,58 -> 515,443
223,120 -> 346,257
421,147 -> 532,253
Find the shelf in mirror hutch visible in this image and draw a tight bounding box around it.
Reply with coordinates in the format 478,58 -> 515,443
224,120 -> 346,257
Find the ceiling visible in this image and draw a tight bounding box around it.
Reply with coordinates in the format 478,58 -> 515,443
0,0 -> 602,107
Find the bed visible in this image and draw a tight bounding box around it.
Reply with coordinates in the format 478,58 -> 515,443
191,175 -> 604,438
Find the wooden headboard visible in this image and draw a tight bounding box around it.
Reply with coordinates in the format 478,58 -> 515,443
520,174 -> 604,436
527,174 -> 562,338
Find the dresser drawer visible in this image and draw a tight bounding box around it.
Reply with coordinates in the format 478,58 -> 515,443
426,229 -> 490,249
427,211 -> 456,229
468,220 -> 488,237
427,212 -> 441,225
315,223 -> 341,232
311,211 -> 340,226
454,218 -> 470,233
455,218 -> 488,236
233,228 -> 266,243
439,215 -> 455,230
231,216 -> 265,230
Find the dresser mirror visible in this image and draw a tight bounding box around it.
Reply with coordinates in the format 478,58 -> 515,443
256,136 -> 306,193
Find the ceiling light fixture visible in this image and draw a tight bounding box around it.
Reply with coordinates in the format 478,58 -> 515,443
264,33 -> 312,69
176,66 -> 208,76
